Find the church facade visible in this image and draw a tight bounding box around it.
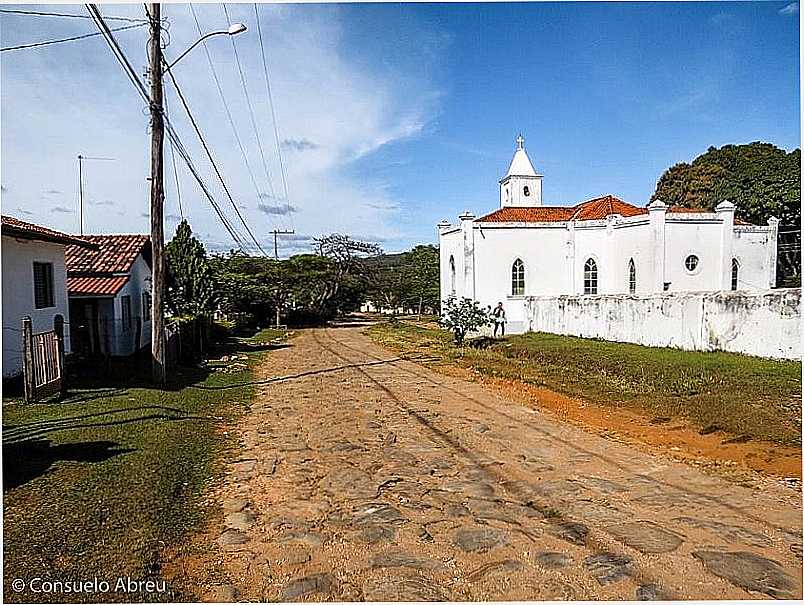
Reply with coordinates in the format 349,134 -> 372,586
438,135 -> 780,334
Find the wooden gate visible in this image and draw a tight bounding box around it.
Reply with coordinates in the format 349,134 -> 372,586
22,315 -> 66,403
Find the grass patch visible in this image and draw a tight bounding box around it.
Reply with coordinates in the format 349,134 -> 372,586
2,329 -> 287,603
367,321 -> 802,447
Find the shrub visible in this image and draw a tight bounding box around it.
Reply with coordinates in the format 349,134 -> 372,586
440,296 -> 492,346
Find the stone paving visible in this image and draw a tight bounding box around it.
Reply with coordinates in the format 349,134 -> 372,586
196,326 -> 803,601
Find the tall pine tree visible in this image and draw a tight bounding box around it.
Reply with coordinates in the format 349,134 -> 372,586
165,220 -> 215,316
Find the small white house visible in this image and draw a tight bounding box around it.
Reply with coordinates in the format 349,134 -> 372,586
438,135 -> 780,334
2,215 -> 96,378
65,234 -> 152,357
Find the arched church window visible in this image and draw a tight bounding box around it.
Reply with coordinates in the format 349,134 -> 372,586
511,259 -> 525,296
449,255 -> 456,295
584,258 -> 598,295
731,258 -> 739,291
628,259 -> 636,294
523,186 -> 530,197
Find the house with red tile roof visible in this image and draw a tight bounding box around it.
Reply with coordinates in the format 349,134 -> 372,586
2,216 -> 96,378
437,135 -> 780,334
65,234 -> 152,357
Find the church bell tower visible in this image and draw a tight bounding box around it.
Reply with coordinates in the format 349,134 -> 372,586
499,134 -> 543,208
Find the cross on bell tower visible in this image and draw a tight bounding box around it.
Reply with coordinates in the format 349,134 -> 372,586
499,133 -> 543,208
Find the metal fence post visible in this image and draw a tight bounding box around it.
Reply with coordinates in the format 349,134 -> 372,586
53,314 -> 67,398
22,316 -> 34,403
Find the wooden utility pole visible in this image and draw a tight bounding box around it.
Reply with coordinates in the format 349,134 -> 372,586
270,228 -> 294,260
148,3 -> 166,384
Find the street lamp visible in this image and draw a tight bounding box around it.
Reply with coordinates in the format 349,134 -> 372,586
148,13 -> 247,384
165,22 -> 247,71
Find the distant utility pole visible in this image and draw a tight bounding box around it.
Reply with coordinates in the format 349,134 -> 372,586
76,154 -> 115,235
147,3 -> 166,384
269,228 -> 294,260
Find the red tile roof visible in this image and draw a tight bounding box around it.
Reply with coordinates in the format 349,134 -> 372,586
476,195 -> 644,223
1,215 -> 95,247
475,195 -> 757,225
475,206 -> 575,223
569,195 -> 646,220
68,275 -> 130,297
65,234 -> 150,274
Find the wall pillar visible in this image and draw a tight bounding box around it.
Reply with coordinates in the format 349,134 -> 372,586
566,220 -> 576,293
605,213 -> 621,293
648,200 -> 667,292
716,200 -> 735,291
459,210 -> 476,299
766,216 -> 780,288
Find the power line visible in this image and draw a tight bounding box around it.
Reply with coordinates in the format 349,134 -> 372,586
254,2 -> 293,226
0,8 -> 148,23
188,4 -> 264,218
1,22 -> 145,52
165,67 -> 270,256
163,91 -> 184,219
85,4 -> 247,252
221,3 -> 277,205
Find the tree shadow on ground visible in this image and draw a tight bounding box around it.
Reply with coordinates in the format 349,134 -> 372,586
3,438 -> 134,491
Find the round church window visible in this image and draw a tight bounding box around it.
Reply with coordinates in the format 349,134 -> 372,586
685,255 -> 699,272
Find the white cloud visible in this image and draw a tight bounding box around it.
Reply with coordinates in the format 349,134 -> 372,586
1,3 -> 443,254
779,2 -> 799,15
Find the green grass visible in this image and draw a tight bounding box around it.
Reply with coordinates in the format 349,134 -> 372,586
2,329 -> 286,603
368,321 -> 802,447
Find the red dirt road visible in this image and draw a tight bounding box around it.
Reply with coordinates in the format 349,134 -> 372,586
177,325 -> 803,601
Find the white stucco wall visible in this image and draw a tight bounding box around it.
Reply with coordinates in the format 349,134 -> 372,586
109,254 -> 152,356
521,289 -> 800,360
2,236 -> 72,377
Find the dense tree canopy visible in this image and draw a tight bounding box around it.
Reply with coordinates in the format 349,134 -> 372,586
651,142 -> 800,227
365,244 -> 440,315
165,220 -> 215,317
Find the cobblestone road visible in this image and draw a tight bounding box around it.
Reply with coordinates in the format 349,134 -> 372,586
199,325 -> 802,601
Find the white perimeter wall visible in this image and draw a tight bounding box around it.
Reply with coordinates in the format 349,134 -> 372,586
521,288 -> 800,360
2,236 -> 72,377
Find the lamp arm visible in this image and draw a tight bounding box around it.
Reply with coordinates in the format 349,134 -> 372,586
165,31 -> 224,71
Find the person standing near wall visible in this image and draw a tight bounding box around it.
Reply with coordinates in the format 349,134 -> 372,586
492,301 -> 506,338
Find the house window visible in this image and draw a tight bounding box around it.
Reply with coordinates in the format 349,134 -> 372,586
523,186 -> 530,197
121,295 -> 132,332
584,258 -> 598,294
628,258 -> 636,294
511,258 -> 525,295
449,255 -> 456,295
142,291 -> 152,321
731,258 -> 739,291
33,262 -> 55,309
685,254 -> 699,272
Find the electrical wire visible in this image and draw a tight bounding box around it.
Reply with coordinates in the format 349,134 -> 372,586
163,90 -> 184,219
0,8 -> 148,23
221,3 -> 277,205
85,3 -> 247,252
188,4 -> 264,217
164,67 -> 270,257
253,2 -> 293,226
1,22 -> 146,52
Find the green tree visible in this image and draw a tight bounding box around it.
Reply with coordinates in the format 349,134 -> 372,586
165,220 -> 215,316
652,142 -> 801,286
440,296 -> 491,346
402,244 -> 440,316
652,142 -> 800,226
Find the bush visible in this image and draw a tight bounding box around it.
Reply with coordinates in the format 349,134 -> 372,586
440,296 -> 492,346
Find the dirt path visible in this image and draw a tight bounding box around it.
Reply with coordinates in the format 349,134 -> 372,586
179,325 -> 802,601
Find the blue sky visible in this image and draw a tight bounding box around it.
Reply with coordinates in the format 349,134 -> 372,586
1,2 -> 800,255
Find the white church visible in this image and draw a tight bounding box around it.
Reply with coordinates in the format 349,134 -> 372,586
438,135 -> 781,335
